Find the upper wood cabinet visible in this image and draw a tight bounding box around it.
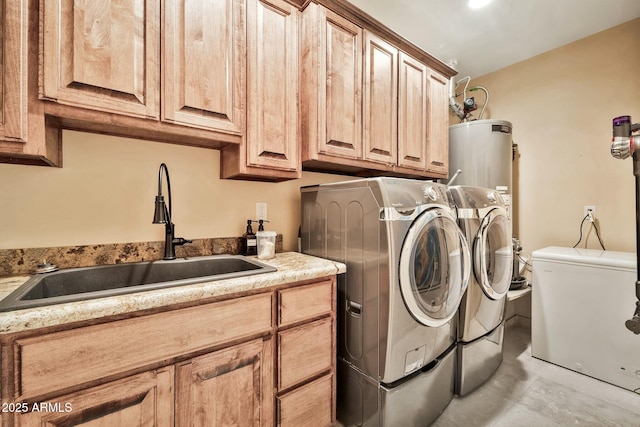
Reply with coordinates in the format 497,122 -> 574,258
1,1 -> 27,143
363,31 -> 398,166
2,0 -> 453,176
300,2 -> 453,179
426,68 -> 449,175
32,0 -> 248,160
221,0 -> 300,180
300,5 -> 363,162
40,0 -> 160,119
0,0 -> 59,166
162,0 -> 245,134
246,0 -> 299,173
398,52 -> 428,171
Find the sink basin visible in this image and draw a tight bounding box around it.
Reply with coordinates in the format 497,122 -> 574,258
0,255 -> 277,312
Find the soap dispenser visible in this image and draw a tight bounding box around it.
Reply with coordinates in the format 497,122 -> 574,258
242,220 -> 258,256
257,219 -> 269,231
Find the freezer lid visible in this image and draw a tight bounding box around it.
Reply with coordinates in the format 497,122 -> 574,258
531,246 -> 636,270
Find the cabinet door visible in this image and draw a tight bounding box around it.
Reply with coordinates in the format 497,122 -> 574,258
278,317 -> 333,390
1,0 -> 27,143
300,3 -> 363,166
246,0 -> 299,172
321,9 -> 363,160
41,0 -> 159,119
398,52 -> 428,171
0,0 -> 60,167
162,0 -> 245,133
426,68 -> 449,175
277,375 -> 333,427
15,367 -> 174,427
176,338 -> 274,427
363,31 -> 397,166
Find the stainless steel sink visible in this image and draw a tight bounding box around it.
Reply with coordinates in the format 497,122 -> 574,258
0,255 -> 277,312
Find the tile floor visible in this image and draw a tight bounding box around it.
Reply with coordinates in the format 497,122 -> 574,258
433,321 -> 640,426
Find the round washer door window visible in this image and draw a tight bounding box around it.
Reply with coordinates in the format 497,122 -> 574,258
474,208 -> 512,300
399,208 -> 471,327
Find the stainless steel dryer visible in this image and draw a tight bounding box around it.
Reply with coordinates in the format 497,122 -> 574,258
301,178 -> 471,427
448,185 -> 512,396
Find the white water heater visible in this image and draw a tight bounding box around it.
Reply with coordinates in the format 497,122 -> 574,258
448,119 -> 513,217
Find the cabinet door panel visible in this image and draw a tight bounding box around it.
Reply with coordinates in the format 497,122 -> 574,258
398,52 -> 428,170
246,0 -> 298,172
322,9 -> 362,159
426,69 -> 449,174
277,375 -> 333,427
1,0 -> 27,142
15,367 -> 173,427
163,0 -> 245,133
278,280 -> 333,326
41,0 -> 159,118
278,317 -> 333,390
176,338 -> 274,427
363,32 -> 397,165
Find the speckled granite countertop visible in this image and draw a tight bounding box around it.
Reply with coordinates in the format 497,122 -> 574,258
0,252 -> 345,335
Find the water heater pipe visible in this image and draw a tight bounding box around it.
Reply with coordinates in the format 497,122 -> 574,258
449,76 -> 472,121
447,169 -> 462,185
470,85 -> 489,120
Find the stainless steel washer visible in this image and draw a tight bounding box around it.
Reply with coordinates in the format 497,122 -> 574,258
301,178 -> 471,426
448,185 -> 513,396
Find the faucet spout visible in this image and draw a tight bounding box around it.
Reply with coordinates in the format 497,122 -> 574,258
153,163 -> 191,260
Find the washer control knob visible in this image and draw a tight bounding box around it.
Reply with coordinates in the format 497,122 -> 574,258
423,186 -> 438,202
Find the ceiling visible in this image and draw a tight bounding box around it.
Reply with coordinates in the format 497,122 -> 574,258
345,0 -> 640,79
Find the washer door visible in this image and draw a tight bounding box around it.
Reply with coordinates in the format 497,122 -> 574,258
399,208 -> 471,327
474,208 -> 512,300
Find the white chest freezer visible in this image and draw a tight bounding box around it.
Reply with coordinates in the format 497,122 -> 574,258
531,246 -> 640,392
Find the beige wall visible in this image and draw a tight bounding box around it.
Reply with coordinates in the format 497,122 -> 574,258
467,18 -> 640,256
0,131 -> 351,251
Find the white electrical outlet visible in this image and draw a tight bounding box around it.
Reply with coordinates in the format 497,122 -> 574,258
256,202 -> 268,221
584,205 -> 596,218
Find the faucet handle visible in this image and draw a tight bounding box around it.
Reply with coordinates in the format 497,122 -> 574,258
173,237 -> 192,247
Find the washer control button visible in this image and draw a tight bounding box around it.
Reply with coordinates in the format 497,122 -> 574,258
424,186 -> 438,201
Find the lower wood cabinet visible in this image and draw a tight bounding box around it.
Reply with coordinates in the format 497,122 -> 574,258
278,375 -> 333,427
276,280 -> 336,426
15,367 -> 175,427
1,277 -> 336,427
176,338 -> 274,427
278,317 -> 333,390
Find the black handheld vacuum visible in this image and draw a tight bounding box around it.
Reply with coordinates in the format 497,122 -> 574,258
610,115 -> 640,334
